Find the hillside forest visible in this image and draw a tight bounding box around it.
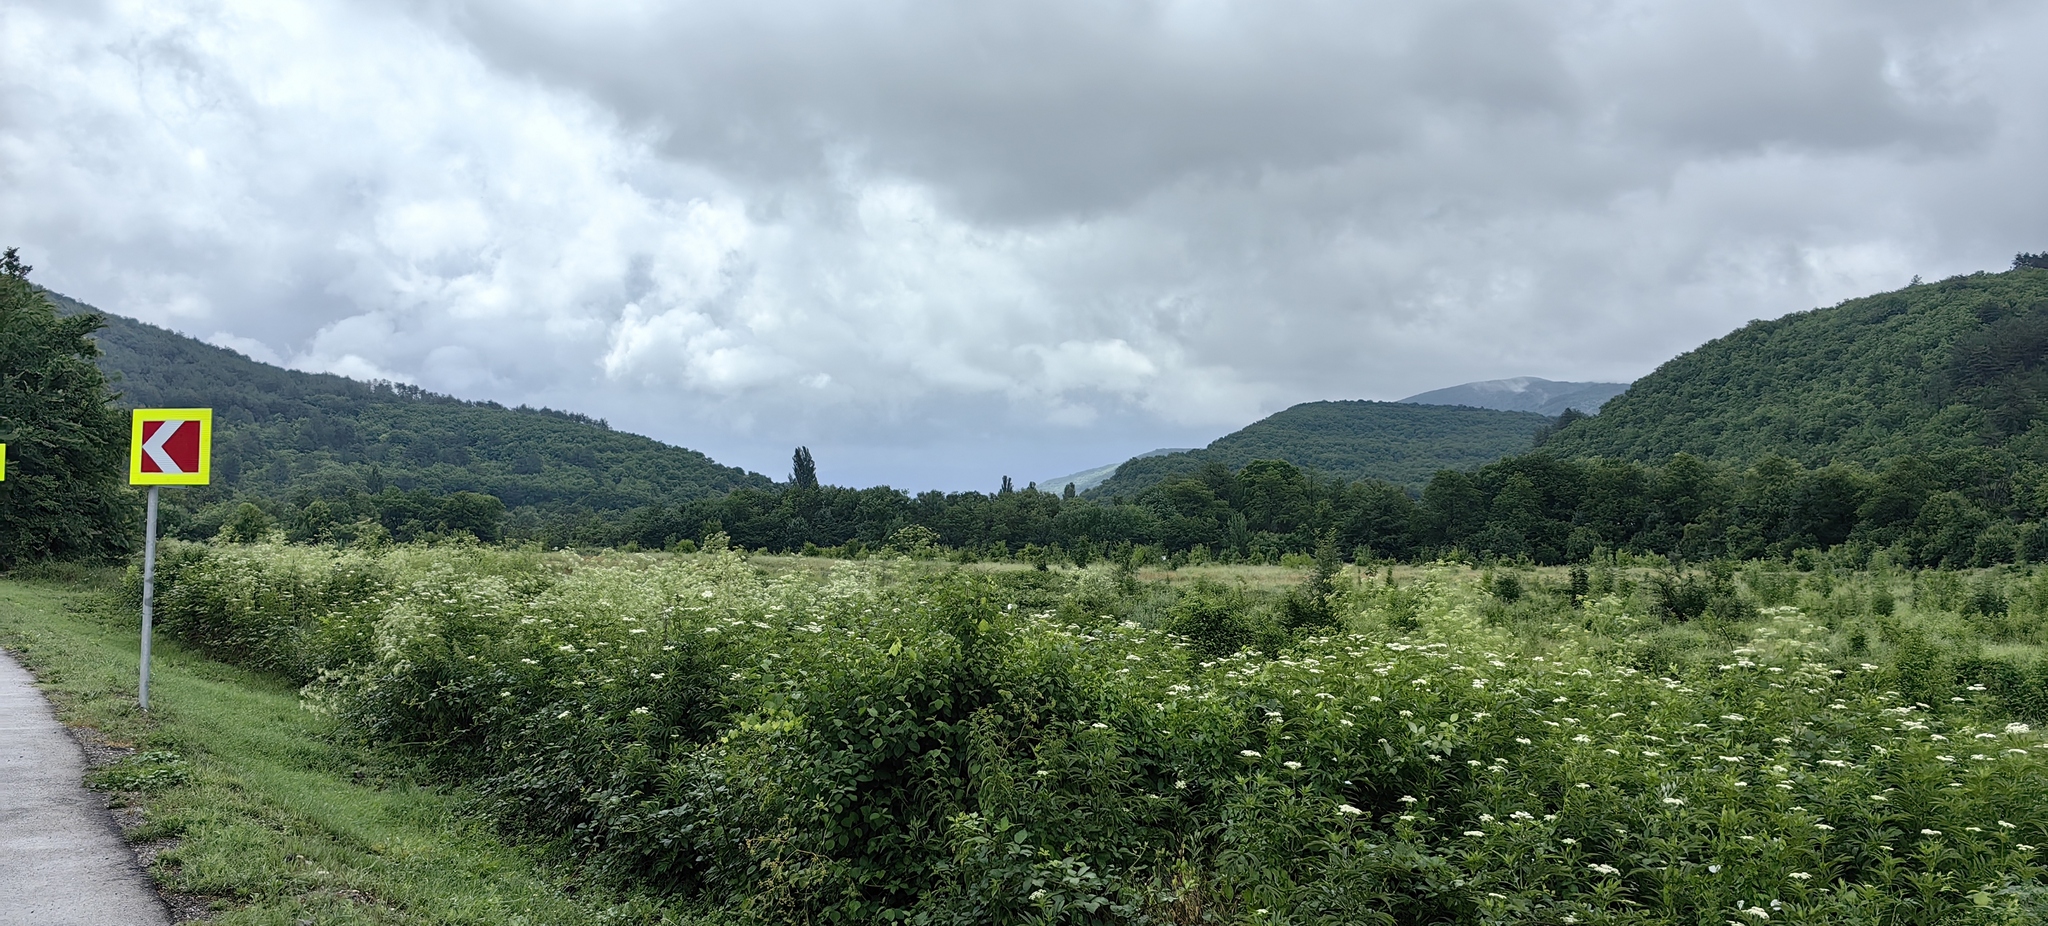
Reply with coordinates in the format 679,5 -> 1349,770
51,288 -> 770,547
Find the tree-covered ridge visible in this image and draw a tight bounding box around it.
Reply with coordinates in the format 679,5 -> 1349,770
1544,266 -> 2048,466
46,290 -> 773,530
1091,400 -> 1552,497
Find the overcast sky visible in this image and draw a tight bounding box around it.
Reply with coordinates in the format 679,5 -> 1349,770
6,0 -> 2046,490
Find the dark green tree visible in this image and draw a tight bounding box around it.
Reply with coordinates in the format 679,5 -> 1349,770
216,502 -> 276,543
1532,407 -> 1588,447
791,446 -> 818,490
1421,470 -> 1485,551
0,254 -> 135,567
1474,473 -> 1544,560
433,491 -> 507,543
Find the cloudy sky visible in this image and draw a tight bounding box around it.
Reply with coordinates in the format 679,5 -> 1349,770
5,0 -> 2046,490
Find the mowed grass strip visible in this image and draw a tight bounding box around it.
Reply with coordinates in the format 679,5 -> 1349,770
0,570 -> 674,926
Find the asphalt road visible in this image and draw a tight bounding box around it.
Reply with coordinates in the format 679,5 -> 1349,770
0,650 -> 169,926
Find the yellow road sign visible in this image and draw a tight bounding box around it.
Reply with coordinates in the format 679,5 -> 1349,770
0,442 -> 6,481
129,409 -> 214,486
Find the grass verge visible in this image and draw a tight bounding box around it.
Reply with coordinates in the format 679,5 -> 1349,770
0,570 -> 673,926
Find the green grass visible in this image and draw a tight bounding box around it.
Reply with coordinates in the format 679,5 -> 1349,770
0,571 -> 675,925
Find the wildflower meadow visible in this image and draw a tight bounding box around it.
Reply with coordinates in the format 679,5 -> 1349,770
137,539 -> 2048,924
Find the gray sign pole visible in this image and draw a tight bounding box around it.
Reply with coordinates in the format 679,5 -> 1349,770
140,485 -> 158,711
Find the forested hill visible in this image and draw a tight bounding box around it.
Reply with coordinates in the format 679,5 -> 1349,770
1542,265 -> 2048,466
1089,400 -> 1551,497
48,290 -> 772,528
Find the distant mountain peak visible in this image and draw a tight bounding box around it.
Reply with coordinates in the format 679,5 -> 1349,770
1398,377 -> 1628,417
1459,376 -> 1543,393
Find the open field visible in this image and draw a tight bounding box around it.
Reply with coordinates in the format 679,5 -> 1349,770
76,539 -> 2048,924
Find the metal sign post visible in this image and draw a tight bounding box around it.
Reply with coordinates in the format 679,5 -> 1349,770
128,409 -> 213,711
140,486 -> 158,710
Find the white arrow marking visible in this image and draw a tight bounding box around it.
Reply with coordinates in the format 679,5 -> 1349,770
142,420 -> 185,474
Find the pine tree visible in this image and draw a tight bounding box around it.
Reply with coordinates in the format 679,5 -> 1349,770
0,251 -> 135,567
790,446 -> 818,490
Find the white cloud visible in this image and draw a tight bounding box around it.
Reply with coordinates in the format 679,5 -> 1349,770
4,0 -> 2047,488
204,331 -> 281,366
1030,340 -> 1158,395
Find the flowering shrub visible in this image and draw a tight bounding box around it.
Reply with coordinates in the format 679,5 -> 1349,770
151,545 -> 2048,923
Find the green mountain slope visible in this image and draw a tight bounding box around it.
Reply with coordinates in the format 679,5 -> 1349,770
1543,266 -> 2048,465
49,291 -> 772,517
1090,400 -> 1551,497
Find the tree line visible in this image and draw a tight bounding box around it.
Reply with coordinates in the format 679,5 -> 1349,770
574,445 -> 2048,569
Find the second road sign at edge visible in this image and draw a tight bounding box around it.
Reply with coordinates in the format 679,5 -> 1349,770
129,409 -> 213,486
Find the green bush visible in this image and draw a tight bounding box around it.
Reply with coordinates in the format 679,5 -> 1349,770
1744,568 -> 1802,606
1164,580 -> 1265,658
1650,570 -> 1757,624
1486,571 -> 1523,604
216,502 -> 276,543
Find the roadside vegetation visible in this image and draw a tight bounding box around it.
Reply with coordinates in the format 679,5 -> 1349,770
0,569 -> 673,925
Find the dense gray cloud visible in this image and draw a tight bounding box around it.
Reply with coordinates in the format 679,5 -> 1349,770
4,0 -> 2045,489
